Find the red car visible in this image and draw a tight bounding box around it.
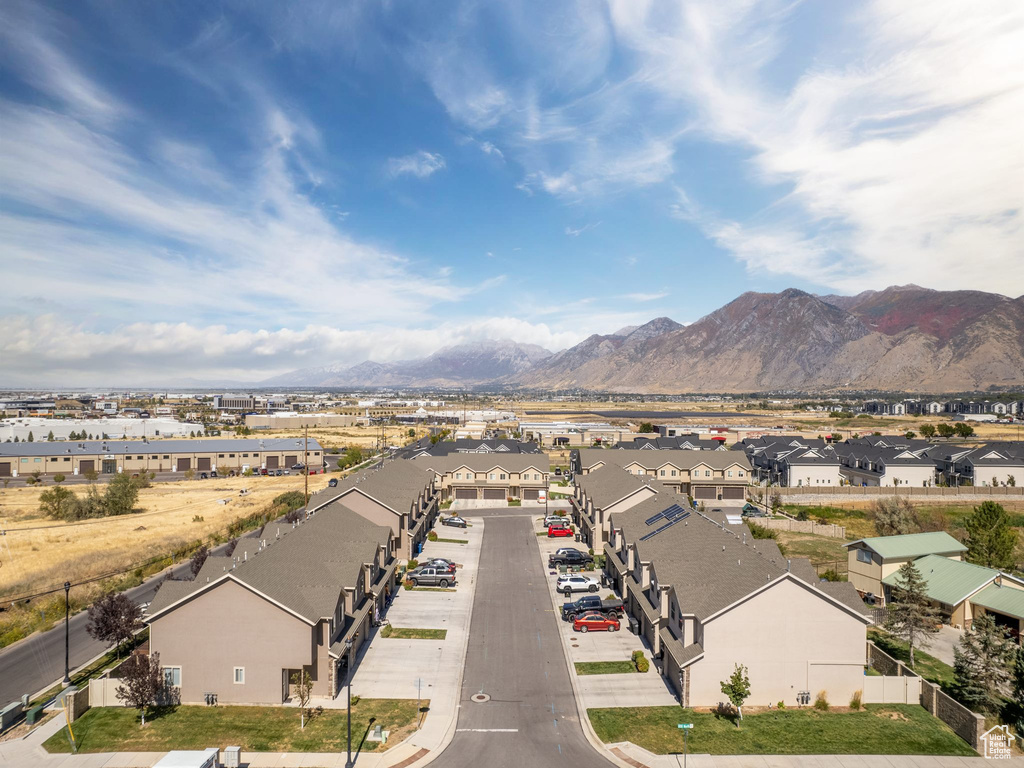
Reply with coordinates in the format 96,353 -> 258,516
573,612 -> 620,633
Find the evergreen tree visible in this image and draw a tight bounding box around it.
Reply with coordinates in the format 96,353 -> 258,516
884,560 -> 940,668
1009,644 -> 1024,740
952,613 -> 1014,714
964,501 -> 1017,570
27,432 -> 33,442
47,430 -> 54,441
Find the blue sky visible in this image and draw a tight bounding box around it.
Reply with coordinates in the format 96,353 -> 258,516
1,0 -> 1022,385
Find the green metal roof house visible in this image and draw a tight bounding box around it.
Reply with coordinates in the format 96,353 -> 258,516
845,531 -> 967,604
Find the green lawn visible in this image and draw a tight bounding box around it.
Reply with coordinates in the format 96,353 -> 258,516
868,628 -> 956,691
434,537 -> 468,544
45,700 -> 426,754
588,705 -> 976,756
575,661 -> 636,675
382,626 -> 447,640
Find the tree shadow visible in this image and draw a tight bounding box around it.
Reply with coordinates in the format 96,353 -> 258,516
712,702 -> 739,727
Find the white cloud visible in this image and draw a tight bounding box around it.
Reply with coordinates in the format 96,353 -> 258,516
478,141 -> 504,159
386,150 -> 447,178
620,292 -> 668,302
565,221 -> 600,236
0,315 -> 588,386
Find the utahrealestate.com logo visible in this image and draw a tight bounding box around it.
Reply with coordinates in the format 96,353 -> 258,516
981,724 -> 1014,760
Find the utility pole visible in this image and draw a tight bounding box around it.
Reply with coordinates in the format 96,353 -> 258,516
345,639 -> 354,768
303,425 -> 309,512
63,581 -> 71,686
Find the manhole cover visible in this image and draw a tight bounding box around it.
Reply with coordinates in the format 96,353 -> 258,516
471,693 -> 490,703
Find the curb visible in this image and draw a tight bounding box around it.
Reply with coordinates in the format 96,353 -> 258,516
539,528 -> 635,768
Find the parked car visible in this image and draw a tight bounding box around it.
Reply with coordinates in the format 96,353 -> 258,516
556,573 -> 600,596
548,548 -> 594,568
328,478 -> 339,487
561,594 -> 625,621
275,469 -> 284,476
548,525 -> 573,538
406,566 -> 455,588
741,503 -> 766,517
573,611 -> 620,633
441,515 -> 468,528
210,471 -> 218,478
544,514 -> 569,527
259,468 -> 268,476
199,472 -> 209,480
291,463 -> 305,471
423,557 -> 457,572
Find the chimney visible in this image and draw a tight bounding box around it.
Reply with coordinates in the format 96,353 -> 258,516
659,585 -> 670,619
787,559 -> 791,572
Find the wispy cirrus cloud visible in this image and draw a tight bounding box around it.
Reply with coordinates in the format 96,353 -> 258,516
565,221 -> 600,237
386,150 -> 447,178
620,292 -> 668,302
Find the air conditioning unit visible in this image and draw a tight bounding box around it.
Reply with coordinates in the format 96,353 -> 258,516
222,746 -> 242,768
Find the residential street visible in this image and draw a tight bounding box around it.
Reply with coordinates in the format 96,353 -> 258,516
437,507 -> 616,767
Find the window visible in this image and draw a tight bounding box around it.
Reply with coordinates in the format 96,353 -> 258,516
489,473 -> 495,480
500,473 -> 506,480
243,453 -> 249,458
738,471 -> 745,477
34,458 -> 40,463
163,667 -> 181,687
64,457 -> 70,462
233,667 -> 245,684
671,470 -> 677,477
727,470 -> 733,477
660,470 -> 666,477
163,455 -> 169,459
229,453 -> 235,458
137,456 -> 144,460
151,455 -> 158,459
705,470 -> 711,477
219,454 -> 225,458
857,549 -> 872,564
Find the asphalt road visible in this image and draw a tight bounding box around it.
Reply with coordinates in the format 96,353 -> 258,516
0,540 -> 233,707
437,508 -> 615,767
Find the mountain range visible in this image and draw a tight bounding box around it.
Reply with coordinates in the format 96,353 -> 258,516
266,286 -> 1024,393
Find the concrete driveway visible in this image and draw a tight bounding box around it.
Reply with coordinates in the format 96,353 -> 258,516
927,624 -> 963,666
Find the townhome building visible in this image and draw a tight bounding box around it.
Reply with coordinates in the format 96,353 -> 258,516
623,435 -> 729,451
604,496 -> 870,707
571,464 -> 666,549
412,453 -> 550,502
741,436 -> 840,487
146,507 -> 397,706
571,449 -> 751,501
311,461 -> 439,559
833,445 -> 937,487
398,438 -> 541,460
933,443 -> 1024,487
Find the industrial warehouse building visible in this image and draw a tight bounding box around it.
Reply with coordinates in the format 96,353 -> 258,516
0,437 -> 324,477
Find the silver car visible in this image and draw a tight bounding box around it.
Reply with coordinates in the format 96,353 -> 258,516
406,566 -> 456,588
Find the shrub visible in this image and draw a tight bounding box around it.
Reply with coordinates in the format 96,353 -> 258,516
632,650 -> 650,673
191,514 -> 205,522
820,569 -> 845,582
427,531 -> 438,541
849,690 -> 862,710
403,580 -> 413,591
777,700 -> 786,710
407,559 -> 419,570
814,690 -> 829,711
380,624 -> 393,638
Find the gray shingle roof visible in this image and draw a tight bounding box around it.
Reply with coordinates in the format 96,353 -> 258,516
325,460 -> 435,514
611,497 -> 868,622
576,464 -> 663,507
147,507 -> 391,623
577,449 -> 751,472
411,453 -> 550,474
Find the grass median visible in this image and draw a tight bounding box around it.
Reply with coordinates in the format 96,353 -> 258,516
45,699 -> 426,754
381,626 -> 447,640
588,704 -> 975,755
574,661 -> 635,675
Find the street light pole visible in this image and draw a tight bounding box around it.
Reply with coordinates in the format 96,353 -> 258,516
345,638 -> 353,768
62,581 -> 71,686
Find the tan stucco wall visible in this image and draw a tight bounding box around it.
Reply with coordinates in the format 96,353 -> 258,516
150,579 -> 314,705
688,579 -> 866,707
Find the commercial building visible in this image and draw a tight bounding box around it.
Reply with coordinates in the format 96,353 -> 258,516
518,421 -> 634,447
244,413 -> 359,430
0,437 -> 322,477
0,417 -> 200,443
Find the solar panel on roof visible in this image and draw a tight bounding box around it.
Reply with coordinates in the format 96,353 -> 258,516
639,508 -> 690,541
644,503 -> 688,526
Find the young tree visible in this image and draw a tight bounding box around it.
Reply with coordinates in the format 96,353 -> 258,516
38,485 -> 78,520
27,432 -> 34,442
720,663 -> 751,723
952,613 -> 1014,714
84,468 -> 99,483
104,472 -> 141,516
53,473 -> 65,484
871,496 -> 917,536
407,428 -> 416,438
884,560 -> 941,669
183,468 -> 195,481
115,651 -> 167,727
291,669 -> 313,728
189,545 -> 209,578
904,431 -> 916,439
963,501 -> 1017,570
47,430 -> 54,441
87,592 -> 142,659
638,422 -> 655,433
919,423 -> 936,438
769,489 -> 782,515
936,423 -> 955,438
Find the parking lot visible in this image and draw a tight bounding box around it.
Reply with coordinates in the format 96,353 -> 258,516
348,513 -> 483,714
533,512 -> 679,709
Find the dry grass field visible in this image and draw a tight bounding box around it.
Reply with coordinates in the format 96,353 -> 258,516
0,473 -> 326,598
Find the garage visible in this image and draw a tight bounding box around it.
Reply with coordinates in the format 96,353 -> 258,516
522,488 -> 540,500
285,455 -> 298,467
693,486 -> 716,500
197,458 -> 211,471
79,460 -> 94,475
483,488 -> 506,501
176,458 -> 191,471
0,462 -> 9,477
722,487 -> 745,500
455,488 -> 477,500
266,456 -> 279,469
